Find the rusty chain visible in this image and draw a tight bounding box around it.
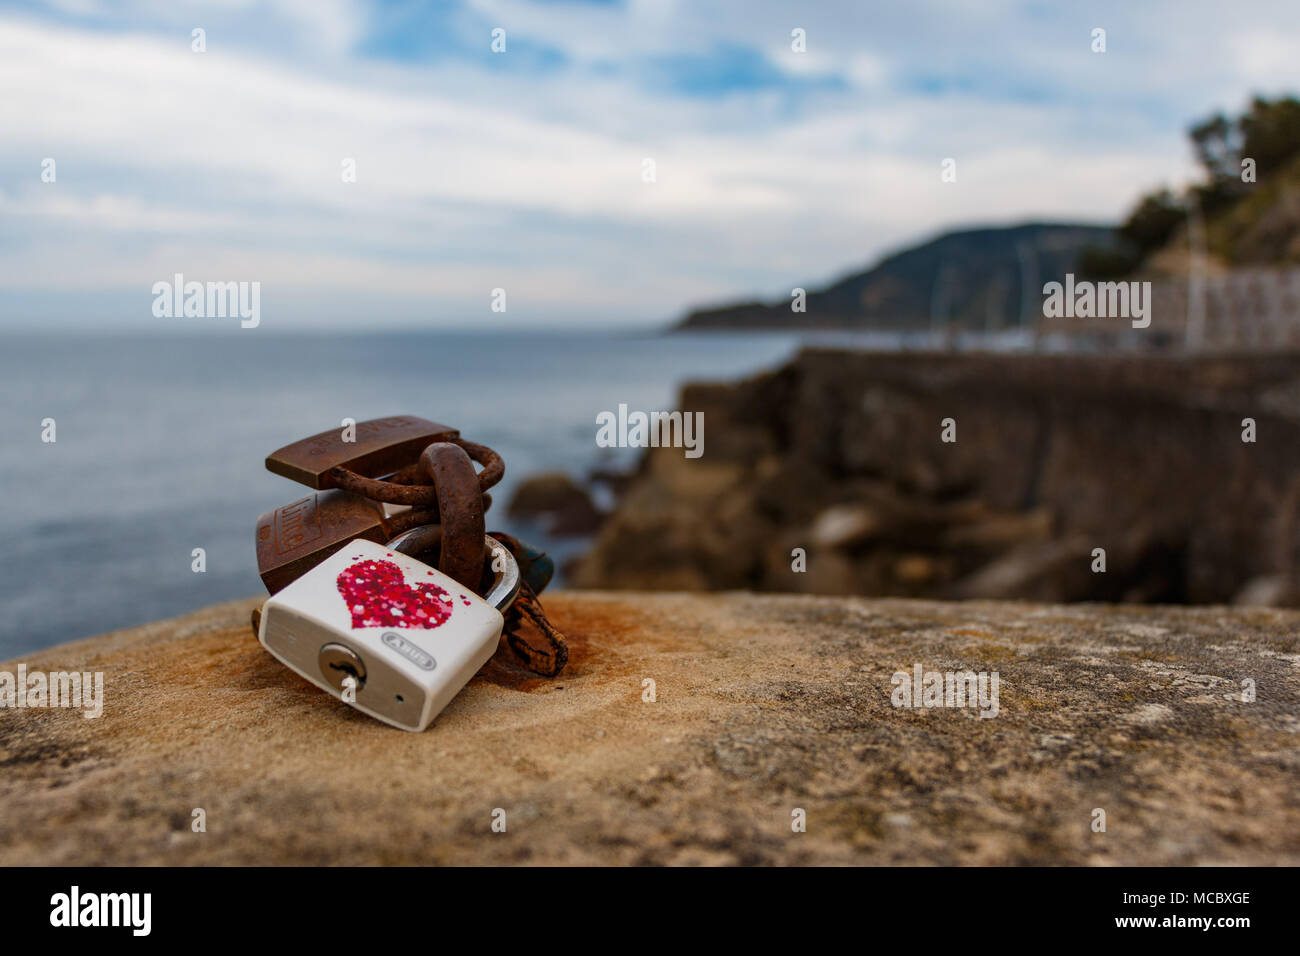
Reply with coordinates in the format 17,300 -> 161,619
325,437 -> 503,506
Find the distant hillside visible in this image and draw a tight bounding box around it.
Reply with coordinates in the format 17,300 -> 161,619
676,222 -> 1117,331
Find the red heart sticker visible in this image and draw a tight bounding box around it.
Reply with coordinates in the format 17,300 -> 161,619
336,559 -> 453,630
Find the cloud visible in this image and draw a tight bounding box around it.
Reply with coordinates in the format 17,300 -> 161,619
2,1 -> 1297,328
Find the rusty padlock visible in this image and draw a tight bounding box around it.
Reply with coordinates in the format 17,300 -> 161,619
255,490 -> 439,595
265,415 -> 459,490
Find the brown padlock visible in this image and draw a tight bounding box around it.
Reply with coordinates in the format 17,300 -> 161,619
265,416 -> 459,488
254,489 -> 439,594
420,442 -> 487,591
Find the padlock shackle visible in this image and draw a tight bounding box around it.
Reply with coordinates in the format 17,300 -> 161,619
420,442 -> 487,592
385,527 -> 520,612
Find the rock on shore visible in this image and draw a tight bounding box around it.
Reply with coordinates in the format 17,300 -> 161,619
1,593 -> 1297,865
571,349 -> 1300,605
507,471 -> 602,535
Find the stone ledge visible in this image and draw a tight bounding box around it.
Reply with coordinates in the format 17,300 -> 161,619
1,593 -> 1297,865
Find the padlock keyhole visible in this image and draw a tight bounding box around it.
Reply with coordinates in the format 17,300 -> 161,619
329,661 -> 362,681
318,643 -> 367,691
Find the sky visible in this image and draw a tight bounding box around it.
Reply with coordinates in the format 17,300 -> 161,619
2,0 -> 1298,330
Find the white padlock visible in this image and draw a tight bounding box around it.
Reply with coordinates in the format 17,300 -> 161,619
257,529 -> 519,731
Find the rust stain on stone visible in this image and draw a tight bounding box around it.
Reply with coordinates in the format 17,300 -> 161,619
475,595 -> 633,690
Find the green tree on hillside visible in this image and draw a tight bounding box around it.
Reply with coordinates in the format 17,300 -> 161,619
1079,95 -> 1300,278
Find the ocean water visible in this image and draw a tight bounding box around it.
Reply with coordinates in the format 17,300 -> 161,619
0,329 -> 802,657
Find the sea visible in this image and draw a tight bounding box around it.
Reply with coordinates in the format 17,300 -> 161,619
0,328 -> 816,657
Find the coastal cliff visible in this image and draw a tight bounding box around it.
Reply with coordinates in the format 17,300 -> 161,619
571,349 -> 1300,605
1,593 -> 1297,865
